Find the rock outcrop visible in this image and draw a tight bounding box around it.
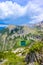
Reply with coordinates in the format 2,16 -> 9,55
25,51 -> 43,65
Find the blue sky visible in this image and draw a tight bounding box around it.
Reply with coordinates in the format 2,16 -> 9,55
0,0 -> 29,6
0,0 -> 43,25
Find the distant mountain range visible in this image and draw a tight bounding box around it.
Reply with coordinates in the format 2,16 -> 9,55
0,21 -> 43,31
0,27 -> 6,30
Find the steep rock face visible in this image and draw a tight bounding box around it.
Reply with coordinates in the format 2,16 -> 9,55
25,51 -> 43,65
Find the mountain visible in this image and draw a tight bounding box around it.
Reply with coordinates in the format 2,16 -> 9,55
33,21 -> 43,28
0,24 -> 37,36
0,21 -> 43,36
0,21 -> 43,51
0,23 -> 43,50
0,22 -> 43,65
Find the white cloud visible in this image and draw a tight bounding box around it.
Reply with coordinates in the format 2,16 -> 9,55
0,0 -> 43,23
26,0 -> 43,23
0,1 -> 26,19
0,24 -> 8,27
